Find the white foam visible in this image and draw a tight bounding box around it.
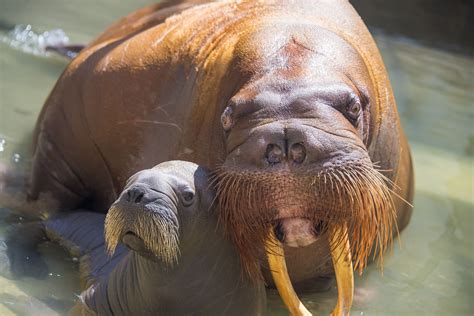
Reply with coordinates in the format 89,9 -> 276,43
0,24 -> 70,57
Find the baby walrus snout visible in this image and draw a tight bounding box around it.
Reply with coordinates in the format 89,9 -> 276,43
117,182 -> 178,255
123,184 -> 159,204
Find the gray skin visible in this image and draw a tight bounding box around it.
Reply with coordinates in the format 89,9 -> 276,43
5,161 -> 266,316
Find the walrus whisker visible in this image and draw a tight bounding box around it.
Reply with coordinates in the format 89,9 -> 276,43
338,164 -> 395,272
215,161 -> 398,279
376,172 -> 414,208
105,204 -> 180,267
208,172 -> 221,188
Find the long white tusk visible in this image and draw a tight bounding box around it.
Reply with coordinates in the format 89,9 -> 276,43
266,229 -> 312,316
329,222 -> 354,316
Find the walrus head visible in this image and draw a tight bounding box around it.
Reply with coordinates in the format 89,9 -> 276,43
105,161 -> 209,266
215,23 -> 397,283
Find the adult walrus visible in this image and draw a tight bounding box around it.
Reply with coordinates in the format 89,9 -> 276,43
1,0 -> 414,314
5,161 -> 266,315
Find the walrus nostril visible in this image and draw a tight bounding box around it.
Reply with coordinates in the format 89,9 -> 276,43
290,143 -> 306,164
126,187 -> 145,203
265,144 -> 284,164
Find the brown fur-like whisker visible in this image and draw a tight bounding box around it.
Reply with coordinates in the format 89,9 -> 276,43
374,169 -> 413,208
213,167 -> 276,280
105,203 -> 180,267
215,161 -> 397,280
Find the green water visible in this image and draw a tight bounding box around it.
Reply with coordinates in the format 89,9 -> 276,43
0,1 -> 472,315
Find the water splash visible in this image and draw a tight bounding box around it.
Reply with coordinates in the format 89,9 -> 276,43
11,153 -> 21,163
0,24 -> 70,57
0,139 -> 5,153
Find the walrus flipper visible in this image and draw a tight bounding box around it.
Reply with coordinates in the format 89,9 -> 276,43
4,211 -> 127,282
43,211 -> 128,283
44,212 -> 107,257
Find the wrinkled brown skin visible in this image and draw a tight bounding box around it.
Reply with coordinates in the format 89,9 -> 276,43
29,0 -> 413,287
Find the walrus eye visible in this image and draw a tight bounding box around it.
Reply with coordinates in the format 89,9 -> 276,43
345,99 -> 361,123
221,106 -> 234,131
181,189 -> 195,206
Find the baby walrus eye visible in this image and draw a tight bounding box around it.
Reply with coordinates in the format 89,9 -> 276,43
180,189 -> 195,206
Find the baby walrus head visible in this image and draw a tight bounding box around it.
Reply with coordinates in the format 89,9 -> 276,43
105,161 -> 212,266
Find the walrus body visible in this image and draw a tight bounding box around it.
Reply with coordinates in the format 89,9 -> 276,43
7,161 -> 266,315
23,0 -> 413,289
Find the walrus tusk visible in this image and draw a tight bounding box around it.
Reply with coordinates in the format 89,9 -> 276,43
329,223 -> 354,316
266,229 -> 312,316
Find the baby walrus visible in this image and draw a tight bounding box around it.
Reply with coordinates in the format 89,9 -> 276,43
6,161 -> 266,315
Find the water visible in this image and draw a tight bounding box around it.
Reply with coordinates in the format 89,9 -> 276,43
0,1 -> 472,315
1,24 -> 70,57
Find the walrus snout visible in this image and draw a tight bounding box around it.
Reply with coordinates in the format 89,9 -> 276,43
274,218 -> 324,247
265,142 -> 307,165
121,183 -> 168,206
225,119 -> 365,171
105,182 -> 180,264
125,186 -> 145,203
